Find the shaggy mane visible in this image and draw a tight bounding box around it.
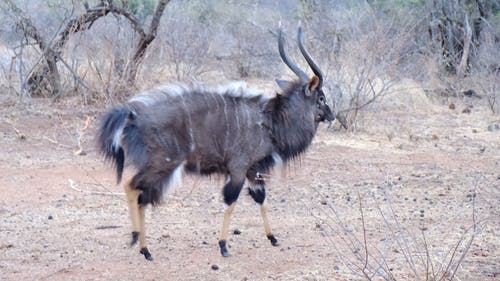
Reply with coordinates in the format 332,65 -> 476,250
129,82 -> 271,107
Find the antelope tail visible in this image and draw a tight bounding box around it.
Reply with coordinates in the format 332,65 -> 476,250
97,107 -> 133,183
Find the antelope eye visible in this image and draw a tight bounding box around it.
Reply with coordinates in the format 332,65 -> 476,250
318,96 -> 325,103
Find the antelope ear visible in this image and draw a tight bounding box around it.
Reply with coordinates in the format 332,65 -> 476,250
306,76 -> 320,96
276,79 -> 293,90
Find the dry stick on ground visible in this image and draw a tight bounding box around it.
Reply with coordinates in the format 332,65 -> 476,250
78,166 -> 126,201
2,119 -> 25,140
68,179 -> 125,197
42,136 -> 73,149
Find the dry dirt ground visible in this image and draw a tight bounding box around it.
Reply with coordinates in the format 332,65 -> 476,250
0,87 -> 499,280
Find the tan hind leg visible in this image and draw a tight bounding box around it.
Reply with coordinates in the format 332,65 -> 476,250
218,203 -> 236,257
124,179 -> 153,260
218,174 -> 245,257
124,179 -> 141,246
138,205 -> 153,260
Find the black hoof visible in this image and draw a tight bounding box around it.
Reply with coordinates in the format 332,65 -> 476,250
267,234 -> 280,247
130,231 -> 139,247
140,247 -> 153,261
218,240 -> 230,257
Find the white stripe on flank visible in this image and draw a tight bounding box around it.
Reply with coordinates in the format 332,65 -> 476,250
112,122 -> 126,153
169,162 -> 185,188
162,161 -> 185,198
272,152 -> 284,167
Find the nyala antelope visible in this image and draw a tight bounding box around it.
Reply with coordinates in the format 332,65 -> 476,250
97,27 -> 334,260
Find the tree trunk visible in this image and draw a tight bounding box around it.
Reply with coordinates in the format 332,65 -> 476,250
124,0 -> 170,84
6,0 -> 170,97
427,0 -> 493,76
457,13 -> 472,78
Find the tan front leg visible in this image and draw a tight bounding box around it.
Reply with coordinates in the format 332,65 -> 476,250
260,203 -> 279,246
261,204 -> 272,236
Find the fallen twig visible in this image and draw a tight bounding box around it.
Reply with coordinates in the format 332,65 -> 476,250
68,179 -> 124,196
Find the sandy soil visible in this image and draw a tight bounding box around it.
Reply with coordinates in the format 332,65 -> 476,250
0,91 -> 498,280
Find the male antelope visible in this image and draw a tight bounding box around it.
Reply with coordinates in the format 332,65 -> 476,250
98,27 -> 334,260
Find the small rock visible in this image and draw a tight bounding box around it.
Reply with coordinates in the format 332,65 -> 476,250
211,264 -> 219,271
320,199 -> 327,205
487,123 -> 500,132
233,229 -> 241,235
462,107 -> 472,114
473,251 -> 489,257
333,265 -> 339,270
448,103 -> 455,110
48,215 -> 53,220
462,89 -> 480,98
472,129 -> 478,133
0,244 -> 14,250
74,149 -> 86,156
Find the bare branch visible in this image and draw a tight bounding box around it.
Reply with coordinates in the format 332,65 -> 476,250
457,13 -> 472,78
124,0 -> 171,83
357,190 -> 370,279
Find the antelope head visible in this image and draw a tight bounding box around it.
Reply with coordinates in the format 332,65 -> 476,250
277,27 -> 335,124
